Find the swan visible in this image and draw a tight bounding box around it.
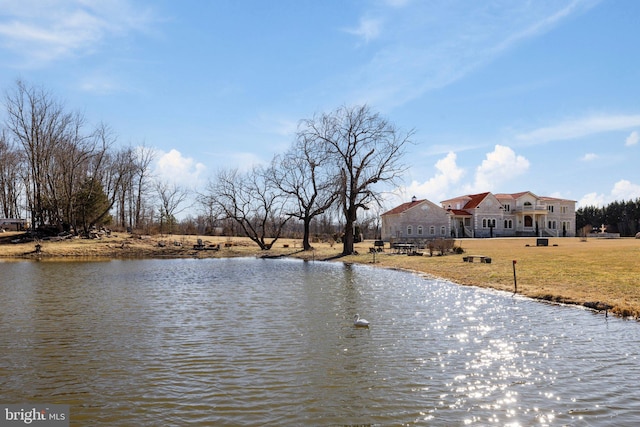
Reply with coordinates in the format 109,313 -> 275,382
353,314 -> 369,328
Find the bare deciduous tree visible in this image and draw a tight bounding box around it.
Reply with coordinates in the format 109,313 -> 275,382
270,132 -> 340,251
205,166 -> 291,250
3,81 -> 130,234
0,131 -> 23,218
155,180 -> 190,235
299,105 -> 413,255
74,125 -> 128,233
132,144 -> 156,229
50,112 -> 102,232
4,80 -> 73,229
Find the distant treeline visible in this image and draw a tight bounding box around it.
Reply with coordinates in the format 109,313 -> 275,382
576,199 -> 640,236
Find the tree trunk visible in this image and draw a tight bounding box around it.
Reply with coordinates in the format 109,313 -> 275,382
302,217 -> 312,251
343,211 -> 355,255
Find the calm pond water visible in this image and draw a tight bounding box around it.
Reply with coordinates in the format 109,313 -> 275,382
1,257 -> 639,426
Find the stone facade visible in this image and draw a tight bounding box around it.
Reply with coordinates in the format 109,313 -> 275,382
381,196 -> 452,244
381,191 -> 576,241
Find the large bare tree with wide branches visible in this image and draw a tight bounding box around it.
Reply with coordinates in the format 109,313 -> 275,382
269,131 -> 340,251
299,105 -> 413,255
204,166 -> 292,250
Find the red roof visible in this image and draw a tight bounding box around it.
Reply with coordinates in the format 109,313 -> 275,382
448,209 -> 471,216
461,192 -> 490,209
382,199 -> 425,216
386,191 -> 576,218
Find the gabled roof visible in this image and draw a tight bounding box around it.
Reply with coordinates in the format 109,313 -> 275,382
441,192 -> 490,210
381,199 -> 426,216
495,191 -> 539,201
494,193 -> 514,200
463,192 -> 490,209
440,195 -> 469,206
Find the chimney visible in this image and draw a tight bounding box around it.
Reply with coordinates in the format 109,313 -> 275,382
411,195 -> 417,203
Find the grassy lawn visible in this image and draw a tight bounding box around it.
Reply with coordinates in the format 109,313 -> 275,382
2,232 -> 639,318
343,237 -> 640,318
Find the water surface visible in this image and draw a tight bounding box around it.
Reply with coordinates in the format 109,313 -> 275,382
1,257 -> 639,426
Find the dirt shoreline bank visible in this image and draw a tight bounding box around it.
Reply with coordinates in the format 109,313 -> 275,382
2,232 -> 639,319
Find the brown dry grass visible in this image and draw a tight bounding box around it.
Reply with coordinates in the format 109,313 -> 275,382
342,237 -> 640,319
2,232 -> 639,318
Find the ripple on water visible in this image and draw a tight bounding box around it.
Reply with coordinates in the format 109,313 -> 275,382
1,258 -> 640,425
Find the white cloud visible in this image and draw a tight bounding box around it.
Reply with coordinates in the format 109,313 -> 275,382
153,149 -> 206,188
488,0 -> 589,57
0,0 -> 155,66
626,130 -> 639,146
578,192 -> 606,208
78,72 -> 122,94
611,179 -> 640,200
516,114 -> 640,145
389,146 -> 530,208
411,152 -> 464,198
203,151 -> 267,172
345,1 -> 598,109
468,145 -> 529,192
581,153 -> 598,161
345,17 -> 383,43
577,179 -> 640,207
388,151 -> 464,207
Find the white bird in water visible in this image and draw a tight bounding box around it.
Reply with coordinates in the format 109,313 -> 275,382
353,314 -> 369,328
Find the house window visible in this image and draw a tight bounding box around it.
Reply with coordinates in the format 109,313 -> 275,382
548,205 -> 554,213
407,225 -> 412,235
429,226 -> 436,235
483,218 -> 496,228
503,204 -> 510,212
417,225 -> 423,235
504,219 -> 513,229
440,226 -> 446,236
548,220 -> 556,229
561,206 -> 568,214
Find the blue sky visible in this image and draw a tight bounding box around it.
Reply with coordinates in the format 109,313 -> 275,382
1,0 -> 639,214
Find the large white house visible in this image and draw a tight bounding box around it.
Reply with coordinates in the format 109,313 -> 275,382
381,191 -> 576,242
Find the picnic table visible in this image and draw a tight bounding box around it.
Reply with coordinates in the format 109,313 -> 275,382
392,243 -> 415,254
462,254 -> 492,263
